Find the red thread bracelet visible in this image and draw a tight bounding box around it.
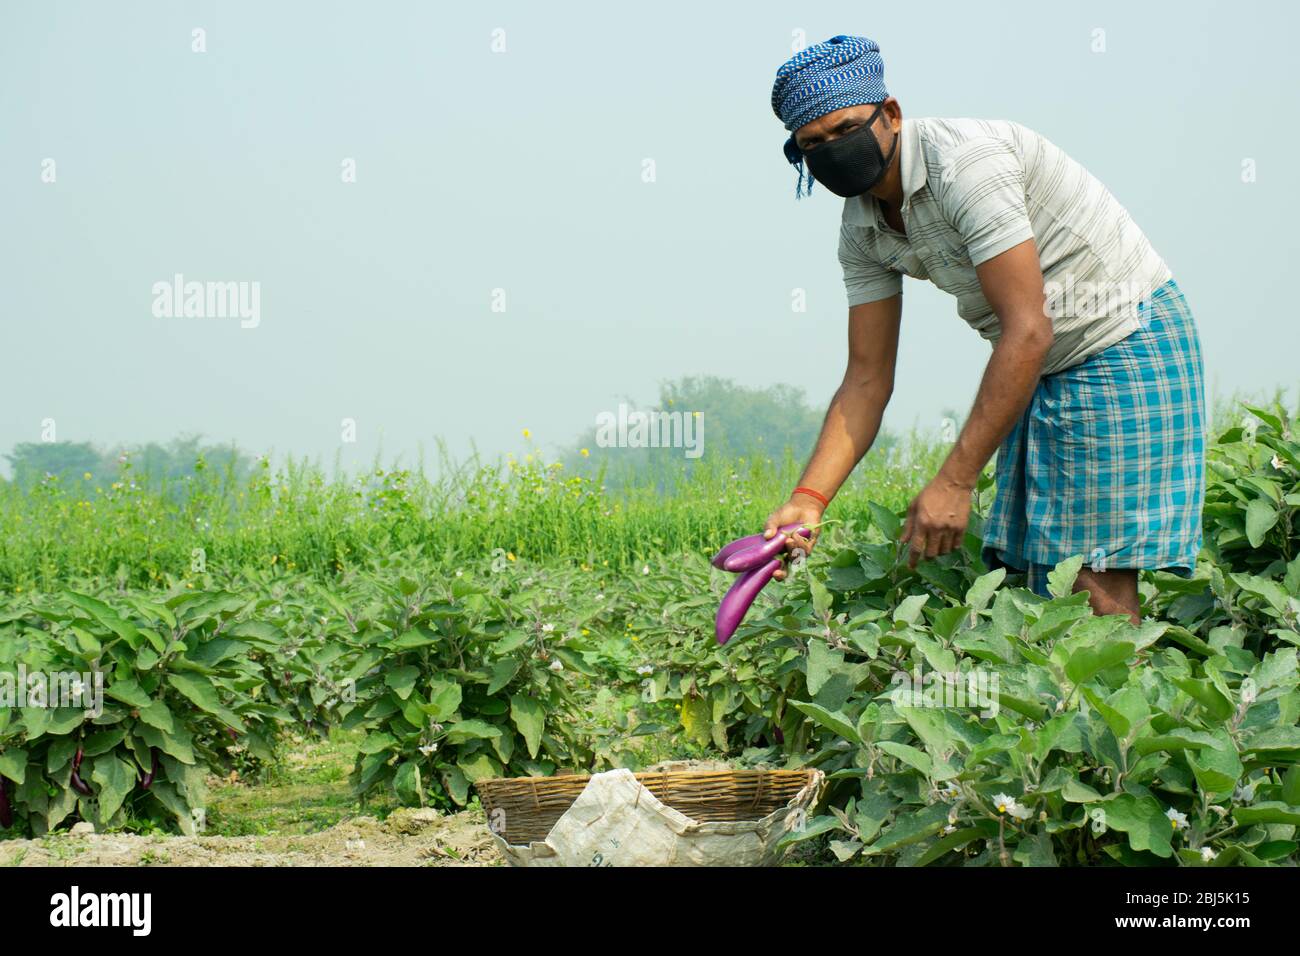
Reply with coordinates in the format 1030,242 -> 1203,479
793,486 -> 830,508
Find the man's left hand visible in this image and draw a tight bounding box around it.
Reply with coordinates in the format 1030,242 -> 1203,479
900,475 -> 974,569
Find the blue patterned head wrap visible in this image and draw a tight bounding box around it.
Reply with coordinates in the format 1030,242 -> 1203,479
770,35 -> 889,198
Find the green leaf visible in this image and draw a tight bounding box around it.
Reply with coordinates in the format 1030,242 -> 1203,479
876,740 -> 933,775
864,803 -> 952,856
392,761 -> 423,805
83,728 -> 127,757
136,700 -> 175,733
1061,779 -> 1104,803
1282,766 -> 1300,805
90,753 -> 136,824
1242,726 -> 1300,755
134,722 -> 195,765
1083,685 -> 1149,743
806,639 -> 843,697
486,657 -> 520,695
165,674 -> 246,733
809,577 -> 833,617
426,680 -> 462,723
1099,793 -> 1174,859
789,701 -> 862,745
442,720 -> 503,744
930,605 -> 971,641
384,666 -> 419,700
1013,830 -> 1058,867
679,696 -> 711,746
915,826 -> 987,866
1187,734 -> 1243,796
63,591 -> 141,647
443,766 -> 470,806
104,680 -> 152,709
867,501 -> 901,539
1171,676 -> 1234,722
510,694 -> 545,759
1245,497 -> 1279,548
1133,730 -> 1217,756
0,747 -> 28,785
1065,640 -> 1135,686
893,594 -> 929,626
965,568 -> 1006,615
1047,555 -> 1084,598
390,628 -> 439,650
1231,802 -> 1300,826
357,732 -> 396,755
456,751 -> 502,784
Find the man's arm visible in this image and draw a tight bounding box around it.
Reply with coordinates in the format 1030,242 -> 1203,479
900,237 -> 1053,565
764,294 -> 901,570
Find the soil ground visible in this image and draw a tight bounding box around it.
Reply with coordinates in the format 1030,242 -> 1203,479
0,730 -> 504,867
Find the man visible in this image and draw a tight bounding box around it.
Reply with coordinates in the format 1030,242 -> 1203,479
761,35 -> 1206,624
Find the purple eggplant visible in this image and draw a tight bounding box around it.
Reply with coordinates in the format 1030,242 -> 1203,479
722,524 -> 814,572
711,523 -> 815,570
139,749 -> 159,790
71,745 -> 92,797
0,775 -> 12,829
710,533 -> 766,569
716,557 -> 782,645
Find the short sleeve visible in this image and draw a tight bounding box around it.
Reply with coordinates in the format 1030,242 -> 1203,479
935,138 -> 1035,266
838,222 -> 903,307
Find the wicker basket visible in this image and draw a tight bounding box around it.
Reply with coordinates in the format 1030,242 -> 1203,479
476,767 -> 819,848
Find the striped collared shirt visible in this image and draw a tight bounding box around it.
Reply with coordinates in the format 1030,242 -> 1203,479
838,117 -> 1172,374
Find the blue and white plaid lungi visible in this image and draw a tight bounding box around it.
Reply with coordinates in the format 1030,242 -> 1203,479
981,278 -> 1207,597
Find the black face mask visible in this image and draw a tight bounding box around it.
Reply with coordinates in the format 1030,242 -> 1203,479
801,104 -> 898,198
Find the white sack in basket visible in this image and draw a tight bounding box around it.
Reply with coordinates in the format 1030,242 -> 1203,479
489,767 -> 824,867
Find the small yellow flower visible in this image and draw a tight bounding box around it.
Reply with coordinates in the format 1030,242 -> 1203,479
506,552 -> 516,562
83,472 -> 92,480
580,448 -> 589,458
522,428 -> 531,439
581,628 -> 589,635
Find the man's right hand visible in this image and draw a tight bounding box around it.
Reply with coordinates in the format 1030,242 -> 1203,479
763,496 -> 825,581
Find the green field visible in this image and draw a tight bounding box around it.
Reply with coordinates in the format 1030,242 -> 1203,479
1,399 -> 1298,867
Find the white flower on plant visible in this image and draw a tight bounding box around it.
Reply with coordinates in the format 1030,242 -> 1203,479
938,782 -> 960,800
1201,846 -> 1218,862
635,665 -> 654,676
541,622 -> 555,633
641,565 -> 650,575
1165,807 -> 1189,831
596,593 -> 604,601
455,569 -> 464,577
1272,454 -> 1285,470
549,658 -> 563,672
942,824 -> 956,835
418,743 -> 438,756
992,793 -> 1032,820
1234,781 -> 1256,803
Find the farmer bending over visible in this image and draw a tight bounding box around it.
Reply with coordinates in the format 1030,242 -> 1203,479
762,35 -> 1206,625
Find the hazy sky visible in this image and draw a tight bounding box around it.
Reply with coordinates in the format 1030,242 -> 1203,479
3,0 -> 1296,478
